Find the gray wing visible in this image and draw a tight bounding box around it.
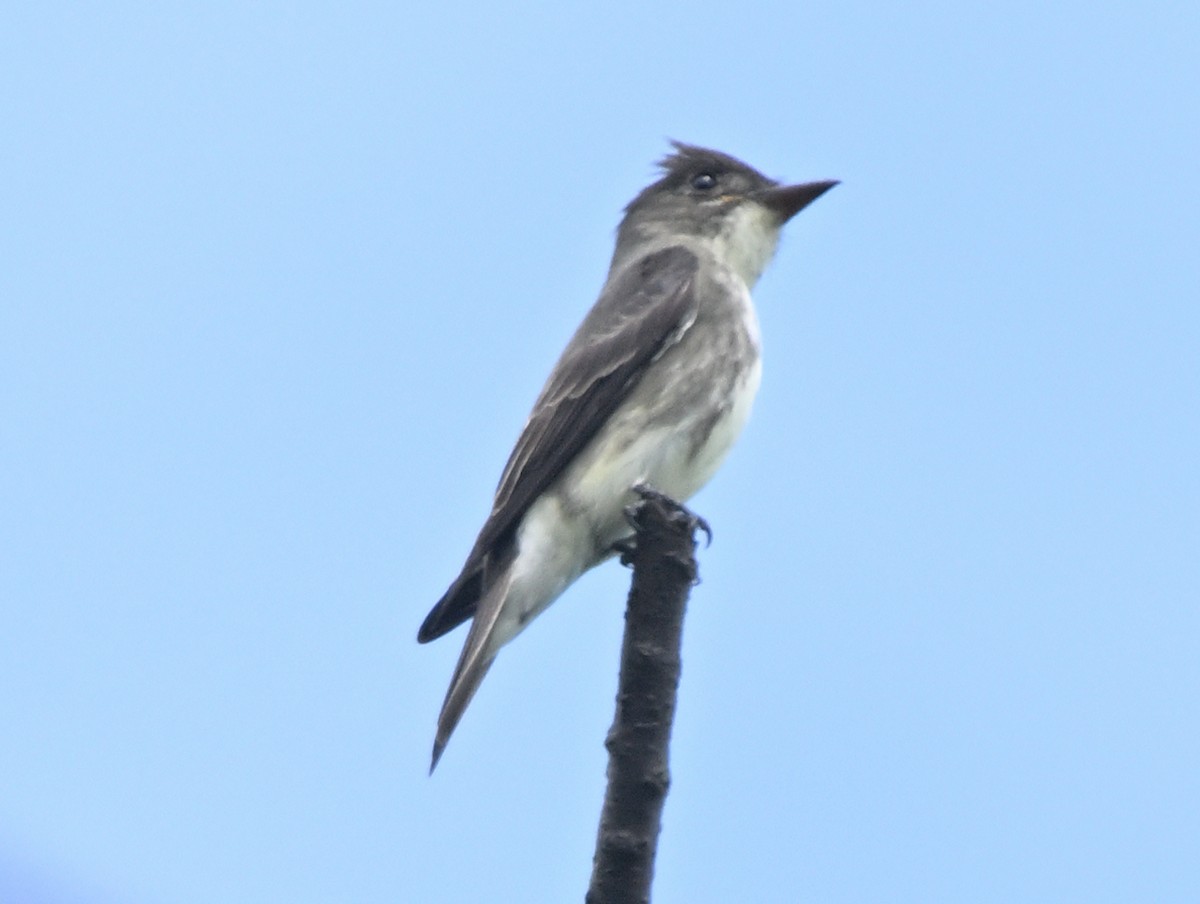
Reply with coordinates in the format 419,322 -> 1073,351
418,245 -> 701,642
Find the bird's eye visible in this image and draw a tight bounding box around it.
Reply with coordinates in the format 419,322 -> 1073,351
691,172 -> 718,191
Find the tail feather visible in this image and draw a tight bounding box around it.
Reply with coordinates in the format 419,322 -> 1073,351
430,654 -> 495,772
428,566 -> 513,772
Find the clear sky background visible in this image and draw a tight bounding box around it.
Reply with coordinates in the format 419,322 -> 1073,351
2,2 -> 1197,902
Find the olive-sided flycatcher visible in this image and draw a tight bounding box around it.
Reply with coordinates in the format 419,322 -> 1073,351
419,142 -> 837,771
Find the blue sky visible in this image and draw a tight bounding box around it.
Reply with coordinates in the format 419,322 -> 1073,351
2,2 -> 1197,902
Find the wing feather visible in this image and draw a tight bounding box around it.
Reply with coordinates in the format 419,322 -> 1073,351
417,246 -> 701,642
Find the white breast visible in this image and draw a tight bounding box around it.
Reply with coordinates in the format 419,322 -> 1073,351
563,277 -> 762,547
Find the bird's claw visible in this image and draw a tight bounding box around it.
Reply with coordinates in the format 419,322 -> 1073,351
626,483 -> 712,547
611,536 -> 638,567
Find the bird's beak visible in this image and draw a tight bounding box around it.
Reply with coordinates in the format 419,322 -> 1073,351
756,180 -> 840,222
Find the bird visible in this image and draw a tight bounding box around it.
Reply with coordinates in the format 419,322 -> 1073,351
418,142 -> 837,771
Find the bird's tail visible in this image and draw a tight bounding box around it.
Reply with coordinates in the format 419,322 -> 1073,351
429,566 -> 513,773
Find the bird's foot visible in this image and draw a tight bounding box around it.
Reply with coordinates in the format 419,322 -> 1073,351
623,483 -> 712,548
610,535 -> 638,567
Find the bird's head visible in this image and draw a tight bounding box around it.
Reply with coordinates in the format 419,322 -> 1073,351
616,142 -> 838,286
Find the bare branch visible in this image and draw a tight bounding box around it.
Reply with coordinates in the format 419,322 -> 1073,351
587,489 -> 704,904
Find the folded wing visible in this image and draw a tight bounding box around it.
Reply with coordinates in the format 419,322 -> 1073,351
417,246 -> 701,642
